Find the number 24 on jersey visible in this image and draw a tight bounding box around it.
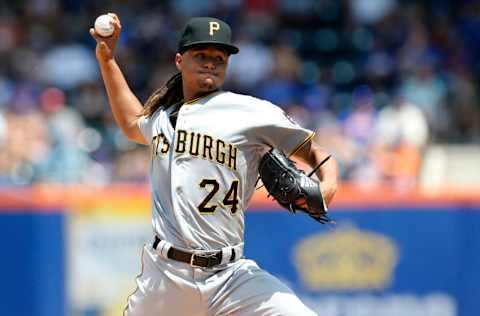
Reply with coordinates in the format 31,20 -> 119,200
198,179 -> 239,215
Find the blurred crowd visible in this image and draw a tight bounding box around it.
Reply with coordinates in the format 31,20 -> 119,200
1,0 -> 479,187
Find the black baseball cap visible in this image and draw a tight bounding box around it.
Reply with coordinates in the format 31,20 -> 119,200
178,17 -> 239,55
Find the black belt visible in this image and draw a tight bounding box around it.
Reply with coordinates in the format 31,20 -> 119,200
153,236 -> 236,268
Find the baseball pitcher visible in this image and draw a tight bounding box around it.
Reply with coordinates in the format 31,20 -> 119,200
90,14 -> 339,316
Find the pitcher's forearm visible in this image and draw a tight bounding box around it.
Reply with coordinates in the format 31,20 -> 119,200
99,59 -> 142,124
311,146 -> 338,201
294,140 -> 339,205
98,58 -> 146,143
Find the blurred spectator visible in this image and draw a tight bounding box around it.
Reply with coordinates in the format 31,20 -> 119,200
447,66 -> 480,142
349,0 -> 397,25
255,45 -> 302,107
372,141 -> 422,190
374,95 -> 429,188
1,110 -> 51,185
375,96 -> 429,149
112,148 -> 149,182
38,87 -> 94,183
0,0 -> 479,186
399,62 -> 448,140
227,36 -> 275,90
340,85 -> 379,182
343,85 -> 377,146
40,44 -> 98,89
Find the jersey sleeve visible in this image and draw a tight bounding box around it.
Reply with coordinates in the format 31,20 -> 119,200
137,115 -> 154,142
250,100 -> 315,156
138,107 -> 166,143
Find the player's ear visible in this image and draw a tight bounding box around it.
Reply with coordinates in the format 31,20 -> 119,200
175,53 -> 183,71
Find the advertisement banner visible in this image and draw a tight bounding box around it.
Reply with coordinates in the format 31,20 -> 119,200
245,207 -> 480,316
3,186 -> 480,316
68,198 -> 151,316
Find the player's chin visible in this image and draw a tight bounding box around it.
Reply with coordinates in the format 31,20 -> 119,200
198,77 -> 221,91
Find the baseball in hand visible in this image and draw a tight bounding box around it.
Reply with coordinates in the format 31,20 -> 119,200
94,14 -> 114,37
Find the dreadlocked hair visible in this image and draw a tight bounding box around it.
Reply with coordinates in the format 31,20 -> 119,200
142,72 -> 183,117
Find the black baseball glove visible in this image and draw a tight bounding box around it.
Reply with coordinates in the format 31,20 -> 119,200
258,148 -> 331,224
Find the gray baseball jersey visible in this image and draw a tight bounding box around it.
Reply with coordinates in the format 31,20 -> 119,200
137,91 -> 314,252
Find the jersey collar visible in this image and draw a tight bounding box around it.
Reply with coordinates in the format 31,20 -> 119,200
184,89 -> 222,105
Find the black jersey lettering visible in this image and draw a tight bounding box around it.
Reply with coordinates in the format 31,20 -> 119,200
176,130 -> 187,153
189,132 -> 201,156
203,135 -> 213,160
215,139 -> 226,164
227,144 -> 237,171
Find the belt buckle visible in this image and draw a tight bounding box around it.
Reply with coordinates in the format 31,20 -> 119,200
189,253 -> 201,267
190,252 -> 218,268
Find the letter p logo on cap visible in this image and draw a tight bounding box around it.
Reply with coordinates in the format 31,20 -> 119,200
209,21 -> 220,36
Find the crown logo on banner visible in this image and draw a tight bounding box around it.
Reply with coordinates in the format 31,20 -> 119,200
294,224 -> 398,291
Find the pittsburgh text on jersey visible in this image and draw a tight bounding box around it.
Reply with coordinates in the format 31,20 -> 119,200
152,129 -> 238,171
